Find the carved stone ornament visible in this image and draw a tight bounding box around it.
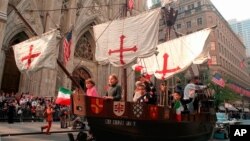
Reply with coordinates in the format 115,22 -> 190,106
75,33 -> 93,60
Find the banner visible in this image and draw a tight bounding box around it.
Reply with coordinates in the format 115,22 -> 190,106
13,29 -> 59,72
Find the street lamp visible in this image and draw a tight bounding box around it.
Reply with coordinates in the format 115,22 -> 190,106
240,94 -> 244,120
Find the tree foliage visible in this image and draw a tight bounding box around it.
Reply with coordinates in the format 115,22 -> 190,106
209,82 -> 241,108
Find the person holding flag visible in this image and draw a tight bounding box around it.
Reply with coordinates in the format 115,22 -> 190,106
55,87 -> 72,106
55,87 -> 72,128
172,90 -> 184,122
183,77 -> 208,113
41,104 -> 54,135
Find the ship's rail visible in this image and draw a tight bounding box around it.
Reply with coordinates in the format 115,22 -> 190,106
82,96 -> 216,122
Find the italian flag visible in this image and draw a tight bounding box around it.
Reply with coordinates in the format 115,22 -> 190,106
174,101 -> 183,122
55,87 -> 72,105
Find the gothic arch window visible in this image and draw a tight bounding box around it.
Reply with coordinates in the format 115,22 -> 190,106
72,67 -> 91,91
75,31 -> 94,60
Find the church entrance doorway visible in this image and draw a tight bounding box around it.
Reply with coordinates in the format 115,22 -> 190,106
72,67 -> 91,91
1,32 -> 28,93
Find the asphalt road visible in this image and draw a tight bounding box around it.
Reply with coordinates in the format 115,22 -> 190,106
0,132 -> 78,141
1,120 -> 249,141
0,133 -> 229,141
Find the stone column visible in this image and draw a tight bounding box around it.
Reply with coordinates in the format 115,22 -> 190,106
64,0 -> 77,89
38,0 -> 63,97
0,0 -> 9,88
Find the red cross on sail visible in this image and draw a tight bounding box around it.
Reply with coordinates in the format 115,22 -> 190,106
21,45 -> 41,69
155,53 -> 180,79
13,29 -> 59,72
93,8 -> 160,67
132,28 -> 212,79
108,35 -> 137,65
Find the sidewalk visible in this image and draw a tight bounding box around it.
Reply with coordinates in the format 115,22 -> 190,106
0,121 -> 80,137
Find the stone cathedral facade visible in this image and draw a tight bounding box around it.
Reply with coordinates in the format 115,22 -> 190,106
0,0 -> 147,99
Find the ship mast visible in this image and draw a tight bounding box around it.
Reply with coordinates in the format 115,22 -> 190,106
161,2 -> 178,106
121,1 -> 129,102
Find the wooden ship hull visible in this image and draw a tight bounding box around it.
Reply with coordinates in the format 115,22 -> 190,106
79,96 -> 215,141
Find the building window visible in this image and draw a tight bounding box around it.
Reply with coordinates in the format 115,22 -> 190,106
197,1 -> 201,7
210,42 -> 216,50
197,18 -> 202,26
211,56 -> 217,65
185,10 -> 191,15
75,32 -> 94,60
178,7 -> 182,12
192,3 -> 201,12
186,21 -> 191,28
219,57 -> 222,65
191,4 -> 194,9
177,23 -> 181,29
195,7 -> 201,12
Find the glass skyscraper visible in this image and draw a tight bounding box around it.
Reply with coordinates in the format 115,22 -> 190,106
229,19 -> 250,57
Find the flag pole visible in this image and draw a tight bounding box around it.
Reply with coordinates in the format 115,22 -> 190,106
122,1 -> 129,101
162,4 -> 178,106
57,59 -> 83,91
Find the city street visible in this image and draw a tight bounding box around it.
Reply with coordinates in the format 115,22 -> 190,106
1,133 -> 78,141
0,121 -> 84,141
1,120 -> 249,141
0,1 -> 250,141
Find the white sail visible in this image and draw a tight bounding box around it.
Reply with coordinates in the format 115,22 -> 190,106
13,29 -> 59,72
94,8 -> 160,67
133,28 -> 212,79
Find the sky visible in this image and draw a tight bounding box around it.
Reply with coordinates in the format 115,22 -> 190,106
211,0 -> 250,21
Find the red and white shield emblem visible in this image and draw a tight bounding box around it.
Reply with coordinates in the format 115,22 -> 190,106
90,98 -> 104,114
113,101 -> 125,116
149,105 -> 158,119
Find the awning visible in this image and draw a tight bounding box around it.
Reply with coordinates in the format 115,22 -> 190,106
218,106 -> 226,111
224,103 -> 238,111
227,106 -> 238,111
237,107 -> 250,112
219,103 -> 239,111
244,108 -> 250,112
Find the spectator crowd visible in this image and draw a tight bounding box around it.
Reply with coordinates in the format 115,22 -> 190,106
0,91 -> 69,123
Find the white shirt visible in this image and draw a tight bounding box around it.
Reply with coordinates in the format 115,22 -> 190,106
183,83 -> 206,100
133,92 -> 142,102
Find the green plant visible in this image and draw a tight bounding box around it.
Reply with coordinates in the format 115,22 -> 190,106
209,83 -> 241,109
